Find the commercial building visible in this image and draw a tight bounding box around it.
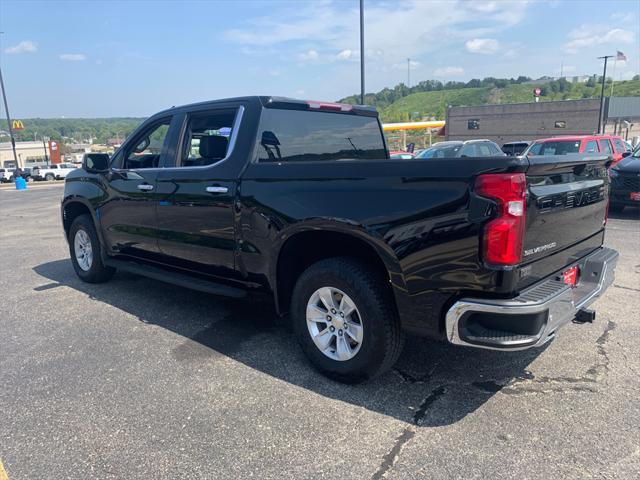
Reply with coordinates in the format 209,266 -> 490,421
0,141 -> 50,168
445,97 -> 640,146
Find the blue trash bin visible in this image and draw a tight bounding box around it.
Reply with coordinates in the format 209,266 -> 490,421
15,177 -> 27,190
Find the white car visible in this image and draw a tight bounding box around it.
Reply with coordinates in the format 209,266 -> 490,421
0,168 -> 14,183
32,163 -> 77,181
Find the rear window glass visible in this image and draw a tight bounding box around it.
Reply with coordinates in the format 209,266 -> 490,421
257,109 -> 387,162
528,141 -> 580,155
416,145 -> 462,158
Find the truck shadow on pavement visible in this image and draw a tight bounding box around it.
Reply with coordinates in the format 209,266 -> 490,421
34,259 -> 547,427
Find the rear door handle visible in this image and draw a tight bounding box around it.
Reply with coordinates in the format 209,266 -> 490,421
137,184 -> 154,191
206,186 -> 229,194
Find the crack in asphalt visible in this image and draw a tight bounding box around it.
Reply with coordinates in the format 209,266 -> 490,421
373,320 -> 617,478
370,387 -> 446,480
613,284 -> 640,292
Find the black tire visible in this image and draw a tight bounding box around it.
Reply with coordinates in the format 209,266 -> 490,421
609,203 -> 625,213
291,257 -> 404,383
45,173 -> 54,181
26,176 -> 34,183
68,214 -> 115,283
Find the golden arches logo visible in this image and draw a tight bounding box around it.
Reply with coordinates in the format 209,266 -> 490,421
12,120 -> 25,130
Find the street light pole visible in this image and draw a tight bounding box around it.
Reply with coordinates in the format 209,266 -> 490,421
359,0 -> 365,105
0,63 -> 19,166
597,55 -> 613,134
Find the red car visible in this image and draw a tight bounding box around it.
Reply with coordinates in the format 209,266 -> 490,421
526,134 -> 631,165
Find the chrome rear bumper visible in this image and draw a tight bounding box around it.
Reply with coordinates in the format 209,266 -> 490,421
445,247 -> 619,351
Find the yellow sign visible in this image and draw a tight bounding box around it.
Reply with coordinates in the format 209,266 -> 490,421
12,120 -> 24,130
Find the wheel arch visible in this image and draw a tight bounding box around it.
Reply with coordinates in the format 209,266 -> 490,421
61,197 -> 106,252
272,224 -> 406,315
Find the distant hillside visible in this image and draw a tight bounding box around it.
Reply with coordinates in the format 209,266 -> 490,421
340,77 -> 640,123
380,80 -> 640,122
7,117 -> 145,144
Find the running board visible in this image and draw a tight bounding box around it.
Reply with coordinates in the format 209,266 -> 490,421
104,258 -> 247,298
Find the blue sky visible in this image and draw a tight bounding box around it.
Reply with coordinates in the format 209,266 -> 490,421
1,0 -> 638,118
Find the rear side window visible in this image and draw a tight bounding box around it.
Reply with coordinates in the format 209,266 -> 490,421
584,140 -> 599,153
180,109 -> 237,167
257,109 -> 387,162
599,139 -> 612,154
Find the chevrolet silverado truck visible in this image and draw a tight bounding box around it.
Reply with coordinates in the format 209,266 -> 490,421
61,96 -> 618,383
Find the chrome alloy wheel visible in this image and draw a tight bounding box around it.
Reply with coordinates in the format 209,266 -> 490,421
306,287 -> 364,361
74,229 -> 93,271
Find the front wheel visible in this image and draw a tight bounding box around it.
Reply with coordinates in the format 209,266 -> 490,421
291,257 -> 404,383
69,214 -> 115,283
45,173 -> 54,181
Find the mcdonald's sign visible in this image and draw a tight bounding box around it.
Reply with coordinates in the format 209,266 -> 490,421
12,120 -> 25,130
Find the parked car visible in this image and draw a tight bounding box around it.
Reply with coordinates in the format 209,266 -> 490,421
62,96 -> 618,383
526,135 -> 630,165
0,168 -> 13,183
502,141 -> 531,156
389,150 -> 415,159
609,146 -> 640,212
415,139 -> 505,158
33,163 -> 77,181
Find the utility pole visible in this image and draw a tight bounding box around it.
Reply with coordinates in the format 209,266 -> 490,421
0,62 -> 19,166
41,136 -> 49,165
597,55 -> 613,134
359,0 -> 365,105
560,59 -> 564,78
407,58 -> 411,87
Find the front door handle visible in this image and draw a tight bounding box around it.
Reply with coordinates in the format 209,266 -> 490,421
206,186 -> 229,194
137,184 -> 154,191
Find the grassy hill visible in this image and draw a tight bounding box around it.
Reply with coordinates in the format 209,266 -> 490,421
379,79 -> 640,123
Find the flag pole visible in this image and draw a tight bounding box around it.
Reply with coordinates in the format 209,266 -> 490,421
610,58 -> 617,98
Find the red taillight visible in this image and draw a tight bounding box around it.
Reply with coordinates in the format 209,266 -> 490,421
475,173 -> 527,266
306,100 -> 353,112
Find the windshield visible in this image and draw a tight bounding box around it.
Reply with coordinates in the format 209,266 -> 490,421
415,144 -> 462,158
527,140 -> 580,155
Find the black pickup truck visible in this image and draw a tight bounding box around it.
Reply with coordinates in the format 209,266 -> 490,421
62,96 -> 618,383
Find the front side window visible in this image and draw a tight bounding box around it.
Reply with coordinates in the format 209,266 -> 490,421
599,139 -> 612,154
613,138 -> 628,152
584,140 -> 599,153
180,109 -> 237,167
123,117 -> 171,169
257,109 -> 386,163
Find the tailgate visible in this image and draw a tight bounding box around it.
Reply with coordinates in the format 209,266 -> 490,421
523,154 -> 610,264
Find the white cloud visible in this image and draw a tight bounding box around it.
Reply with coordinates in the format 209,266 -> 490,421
297,49 -> 319,62
564,25 -> 635,54
433,66 -> 465,77
225,1 -> 530,65
465,38 -> 500,54
59,53 -> 87,61
336,49 -> 355,61
5,40 -> 38,54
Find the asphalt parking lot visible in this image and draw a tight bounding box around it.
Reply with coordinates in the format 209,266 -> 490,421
1,184 -> 639,479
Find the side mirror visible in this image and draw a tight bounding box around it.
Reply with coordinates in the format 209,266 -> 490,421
621,151 -> 631,158
83,153 -> 110,173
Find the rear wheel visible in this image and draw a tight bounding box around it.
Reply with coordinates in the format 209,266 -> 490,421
69,214 -> 115,283
291,257 -> 404,383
